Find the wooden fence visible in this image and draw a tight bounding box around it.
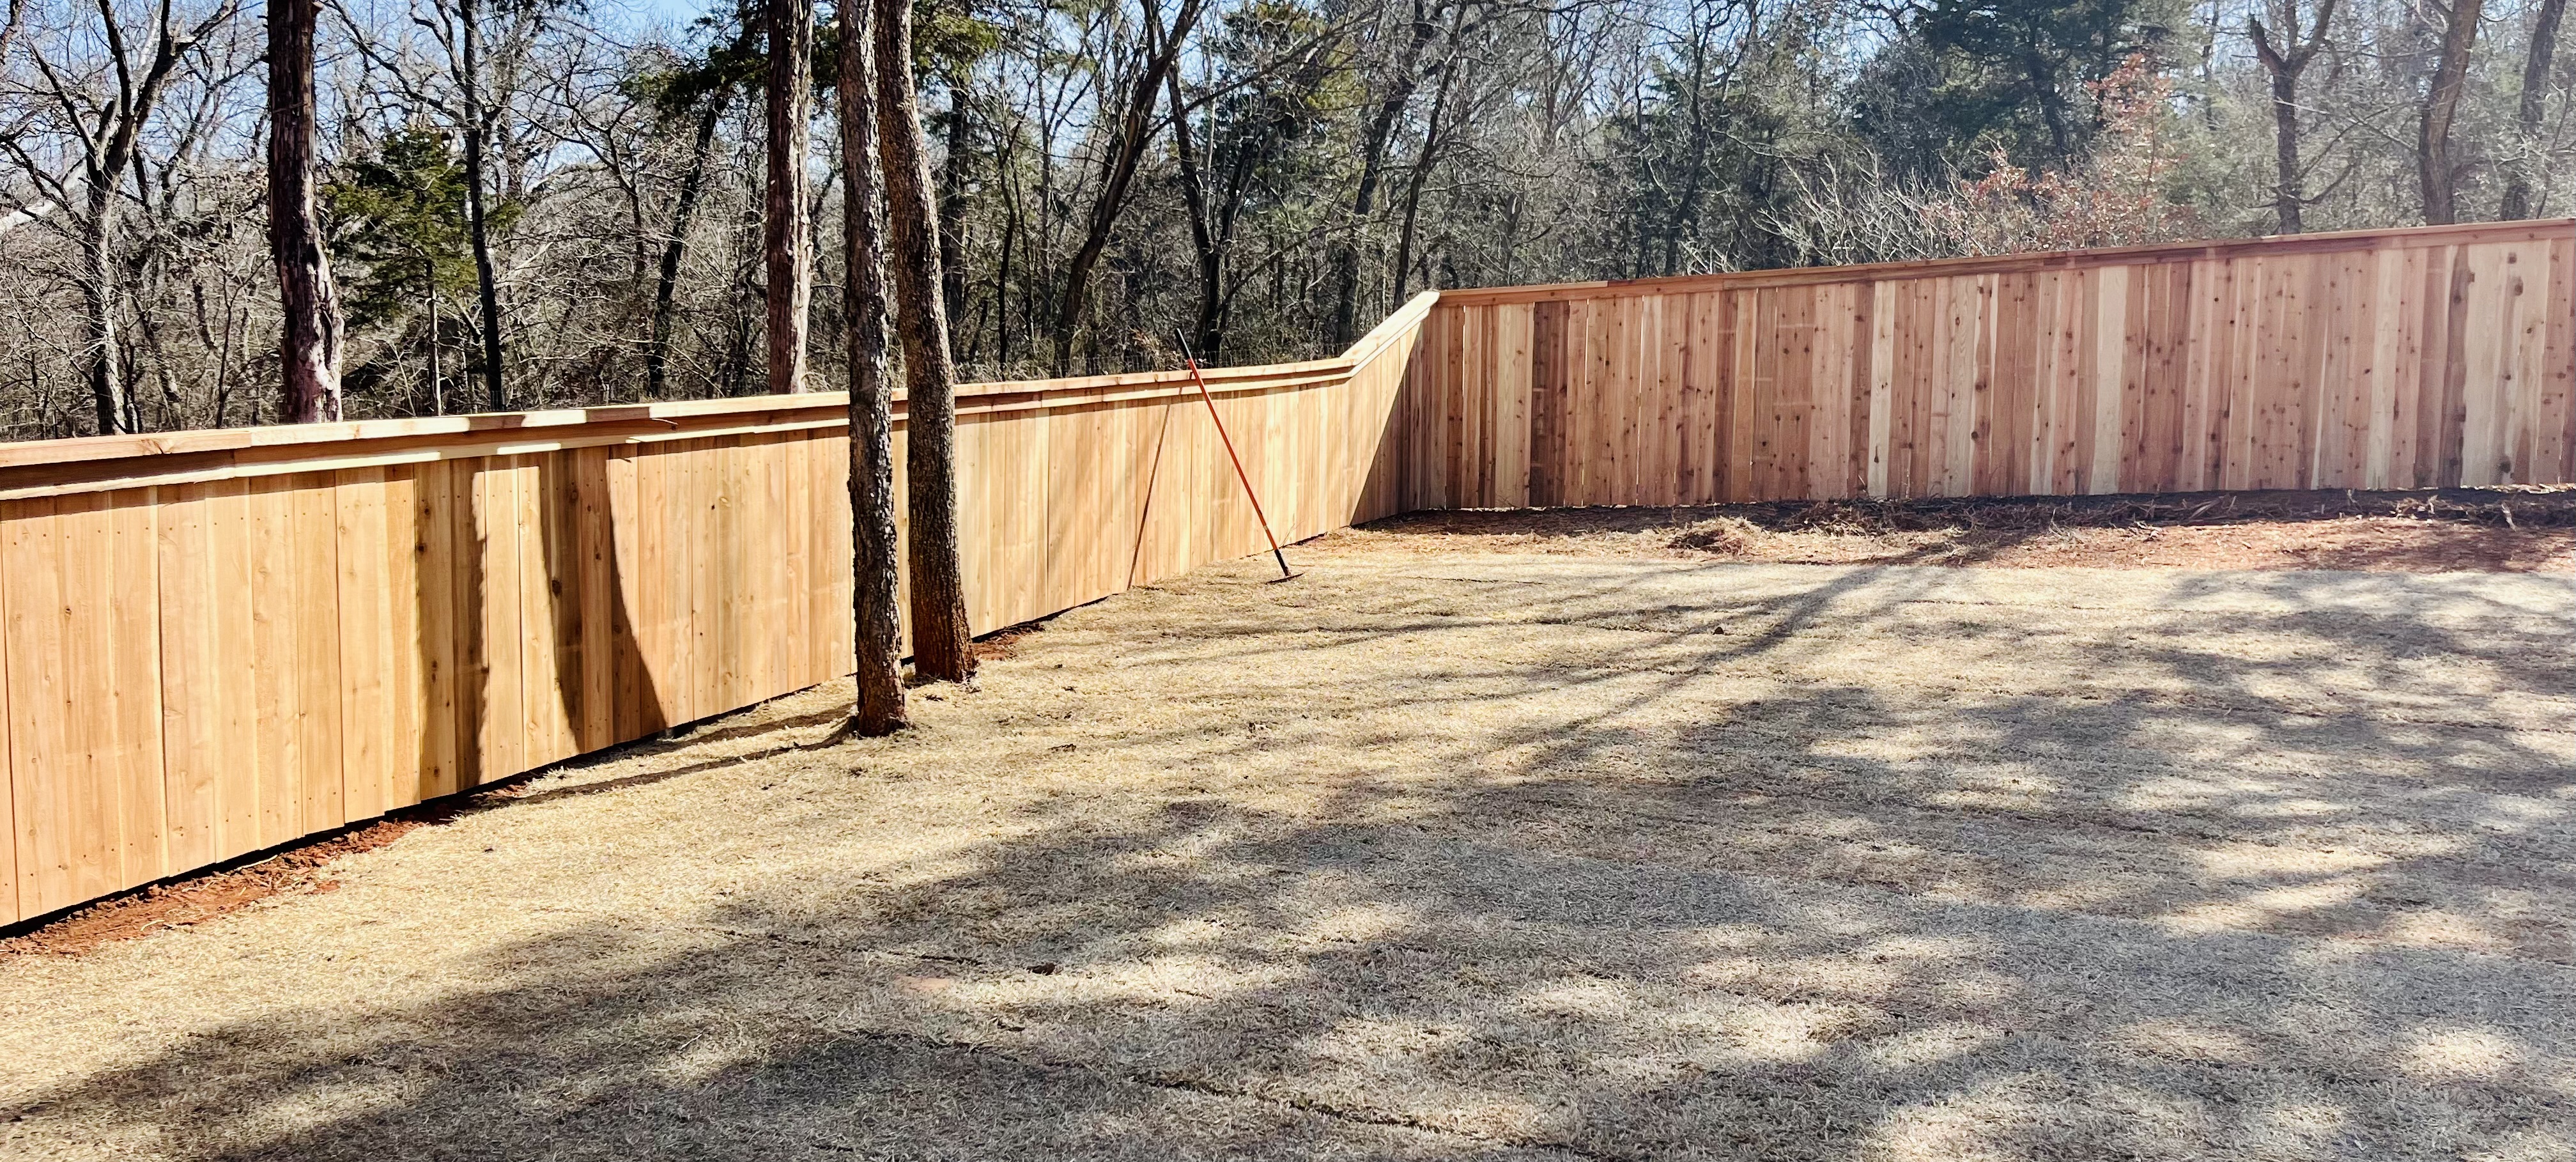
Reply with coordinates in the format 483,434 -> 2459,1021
0,298 -> 1430,926
3,220 -> 2570,927
1390,219 -> 2574,509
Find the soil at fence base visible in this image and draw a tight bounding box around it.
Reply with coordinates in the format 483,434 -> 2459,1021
0,782 -> 558,957
1323,486 -> 2576,572
0,821 -> 421,957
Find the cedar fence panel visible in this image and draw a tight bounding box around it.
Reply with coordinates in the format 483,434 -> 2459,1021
1405,219 -> 2575,509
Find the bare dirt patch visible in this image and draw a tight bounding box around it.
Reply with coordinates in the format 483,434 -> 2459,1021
0,818 -> 436,957
3,551 -> 2572,1160
1316,486 -> 2576,572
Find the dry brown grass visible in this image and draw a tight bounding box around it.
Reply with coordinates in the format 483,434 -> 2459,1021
4,548 -> 2573,1160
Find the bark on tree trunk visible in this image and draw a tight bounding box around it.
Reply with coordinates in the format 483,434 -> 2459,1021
2264,66 -> 2305,234
876,0 -> 975,682
428,289 -> 445,415
2026,49 -> 2073,161
270,0 -> 344,423
766,0 -> 814,394
2500,0 -> 2566,219
79,185 -> 130,435
838,0 -> 907,734
647,97 -> 725,400
461,0 -> 507,411
2418,0 -> 2485,225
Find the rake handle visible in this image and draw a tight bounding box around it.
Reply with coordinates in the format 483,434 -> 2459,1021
1173,330 -> 1293,580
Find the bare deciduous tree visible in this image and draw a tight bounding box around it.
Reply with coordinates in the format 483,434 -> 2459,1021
2417,0 -> 2486,224
457,0 -> 506,408
1,0 -> 239,433
648,91 -> 727,399
1325,0 -> 1442,348
1044,0 -> 1205,375
2249,0 -> 2341,233
2499,0 -> 2566,218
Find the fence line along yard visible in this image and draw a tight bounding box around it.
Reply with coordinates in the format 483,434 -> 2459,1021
1,221 -> 2569,926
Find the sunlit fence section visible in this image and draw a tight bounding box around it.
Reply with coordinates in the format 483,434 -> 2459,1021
3,221 -> 2570,926
1400,219 -> 2574,510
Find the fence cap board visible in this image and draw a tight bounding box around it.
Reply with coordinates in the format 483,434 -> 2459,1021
1346,292 -> 1442,362
1429,220 -> 2576,306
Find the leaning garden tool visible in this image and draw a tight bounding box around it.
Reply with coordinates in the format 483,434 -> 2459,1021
1173,330 -> 1299,582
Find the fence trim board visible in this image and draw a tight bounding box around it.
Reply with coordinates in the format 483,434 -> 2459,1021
1431,219 -> 2575,307
0,375 -> 1387,503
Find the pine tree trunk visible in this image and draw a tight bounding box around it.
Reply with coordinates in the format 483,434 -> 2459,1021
838,0 -> 907,733
875,0 -> 975,681
766,0 -> 814,394
270,0 -> 343,423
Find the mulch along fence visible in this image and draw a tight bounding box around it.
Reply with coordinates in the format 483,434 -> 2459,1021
1,220 -> 2568,926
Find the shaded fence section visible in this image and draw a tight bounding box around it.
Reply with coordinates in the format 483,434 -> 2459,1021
1394,220 -> 2574,509
0,301 -> 1431,925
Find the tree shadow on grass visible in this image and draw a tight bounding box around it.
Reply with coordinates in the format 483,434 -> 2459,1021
11,559 -> 2576,1160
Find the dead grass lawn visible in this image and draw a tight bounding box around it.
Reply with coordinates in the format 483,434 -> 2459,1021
4,546 -> 2573,1160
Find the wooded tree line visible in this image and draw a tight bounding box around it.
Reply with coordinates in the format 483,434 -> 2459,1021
0,0 -> 2568,440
